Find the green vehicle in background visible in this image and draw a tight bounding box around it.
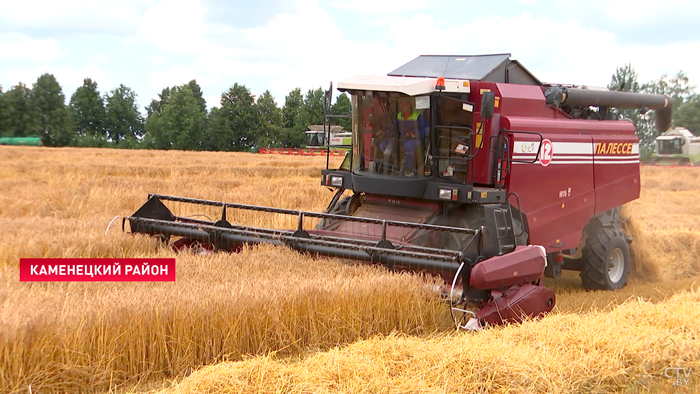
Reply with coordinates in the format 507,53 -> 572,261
651,127 -> 700,166
0,137 -> 43,146
305,125 -> 351,150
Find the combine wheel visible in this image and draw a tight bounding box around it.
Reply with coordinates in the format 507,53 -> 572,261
329,195 -> 357,216
316,195 -> 359,229
580,227 -> 630,290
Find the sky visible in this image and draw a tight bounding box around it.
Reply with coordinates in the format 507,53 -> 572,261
2,0 -> 700,111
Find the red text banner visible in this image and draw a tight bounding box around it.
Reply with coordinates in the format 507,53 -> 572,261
19,258 -> 176,282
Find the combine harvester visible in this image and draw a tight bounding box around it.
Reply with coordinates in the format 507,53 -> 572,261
258,125 -> 349,157
650,127 -> 700,166
125,54 -> 673,329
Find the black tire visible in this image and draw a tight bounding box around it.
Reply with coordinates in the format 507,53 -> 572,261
580,227 -> 630,290
316,195 -> 357,229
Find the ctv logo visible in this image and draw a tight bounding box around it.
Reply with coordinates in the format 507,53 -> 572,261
665,367 -> 693,386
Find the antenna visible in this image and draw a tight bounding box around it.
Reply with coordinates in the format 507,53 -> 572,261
442,35 -> 460,78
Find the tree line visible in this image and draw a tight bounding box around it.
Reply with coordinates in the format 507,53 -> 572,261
0,74 -> 351,150
1,66 -> 698,156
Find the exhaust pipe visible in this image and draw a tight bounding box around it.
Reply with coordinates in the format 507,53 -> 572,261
545,87 -> 673,132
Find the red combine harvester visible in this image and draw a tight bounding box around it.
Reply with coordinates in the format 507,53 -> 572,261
126,54 -> 672,329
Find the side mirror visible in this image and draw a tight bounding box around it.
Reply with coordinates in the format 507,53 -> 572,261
481,92 -> 495,120
325,81 -> 333,110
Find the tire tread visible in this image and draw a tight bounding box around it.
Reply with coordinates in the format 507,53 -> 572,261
580,227 -> 630,290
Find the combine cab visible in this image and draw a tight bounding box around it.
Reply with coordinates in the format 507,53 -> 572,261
650,127 -> 700,166
126,54 -> 673,329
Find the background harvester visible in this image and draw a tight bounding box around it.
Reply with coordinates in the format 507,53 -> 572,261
126,54 -> 672,330
257,125 -> 349,156
650,126 -> 700,166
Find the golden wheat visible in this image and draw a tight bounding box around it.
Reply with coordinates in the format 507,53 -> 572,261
160,289 -> 700,394
0,146 -> 698,393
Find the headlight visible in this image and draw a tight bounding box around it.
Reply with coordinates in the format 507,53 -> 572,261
439,188 -> 459,201
438,189 -> 452,200
330,176 -> 343,187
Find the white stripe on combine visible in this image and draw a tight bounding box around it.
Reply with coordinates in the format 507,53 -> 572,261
512,159 -> 639,165
513,155 -> 639,160
513,141 -> 594,156
596,160 -> 640,164
553,142 -> 594,155
595,156 -> 640,160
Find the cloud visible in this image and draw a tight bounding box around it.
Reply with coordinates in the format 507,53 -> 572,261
5,0 -> 697,113
330,0 -> 429,13
141,0 -> 208,55
381,12 -> 700,87
148,64 -> 219,91
0,33 -> 65,63
555,0 -> 700,25
194,0 -> 406,100
204,94 -> 221,109
553,0 -> 700,45
0,0 -> 146,36
1,65 -> 116,98
195,53 -> 295,78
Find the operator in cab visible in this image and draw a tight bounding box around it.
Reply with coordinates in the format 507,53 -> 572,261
379,96 -> 429,176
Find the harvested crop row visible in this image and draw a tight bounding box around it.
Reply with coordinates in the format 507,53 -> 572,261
160,289 -> 700,394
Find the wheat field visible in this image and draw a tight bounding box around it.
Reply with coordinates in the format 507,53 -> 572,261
0,146 -> 698,393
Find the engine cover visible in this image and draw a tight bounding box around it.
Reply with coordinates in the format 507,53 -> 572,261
469,245 -> 546,290
476,284 -> 556,326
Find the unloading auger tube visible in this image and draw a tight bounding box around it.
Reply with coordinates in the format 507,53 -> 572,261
545,87 -> 673,132
125,194 -> 556,330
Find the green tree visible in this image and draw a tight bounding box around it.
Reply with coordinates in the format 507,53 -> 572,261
282,87 -> 303,129
187,80 -> 207,113
206,83 -> 258,151
674,95 -> 700,135
641,71 -> 694,112
206,107 -> 224,151
608,64 -> 641,120
69,78 -> 107,140
255,90 -> 283,147
105,84 -> 144,143
144,81 -> 207,150
143,87 -> 171,149
607,64 -> 653,157
30,73 -> 73,146
0,83 -> 34,137
0,85 -> 3,135
146,87 -> 171,117
294,87 -> 325,131
330,92 -> 352,130
161,84 -> 207,150
279,87 -> 306,147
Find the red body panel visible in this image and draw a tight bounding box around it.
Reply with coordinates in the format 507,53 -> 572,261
498,116 -> 639,253
455,81 -> 640,253
591,133 -> 641,214
470,245 -> 546,289
469,82 -> 569,186
475,284 -> 555,326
